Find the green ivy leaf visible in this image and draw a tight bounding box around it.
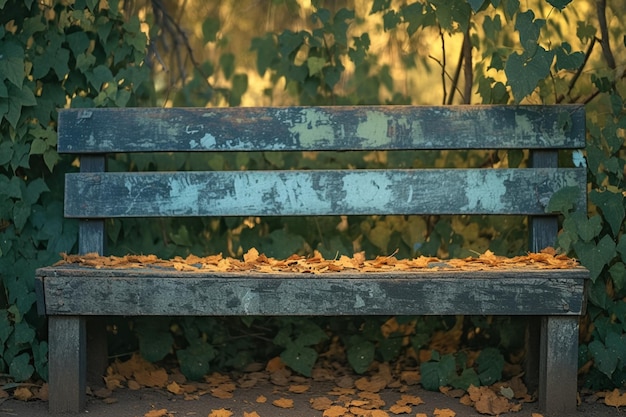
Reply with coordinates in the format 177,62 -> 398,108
135,319 -> 174,362
13,321 -> 35,344
177,341 -> 215,380
506,46 -> 554,101
590,189 -> 624,237
468,0 -> 487,12
0,41 -> 25,88
281,343 -> 317,377
9,353 -> 34,382
546,186 -> 580,214
546,0 -> 572,9
476,347 -> 504,385
589,340 -> 618,379
609,263 -> 626,297
514,10 -> 544,54
420,354 -> 456,391
574,235 -> 617,282
347,336 -> 375,374
220,53 -> 235,80
555,42 -> 584,71
576,21 -> 596,43
202,17 -> 220,43
0,310 -> 12,345
307,56 -> 326,76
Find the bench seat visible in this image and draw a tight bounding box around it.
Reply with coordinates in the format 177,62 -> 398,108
39,265 -> 587,316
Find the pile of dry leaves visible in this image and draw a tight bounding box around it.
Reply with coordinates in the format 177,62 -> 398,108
56,247 -> 580,274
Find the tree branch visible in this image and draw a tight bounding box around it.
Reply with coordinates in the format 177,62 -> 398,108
556,37 -> 596,103
596,0 -> 616,70
462,28 -> 472,104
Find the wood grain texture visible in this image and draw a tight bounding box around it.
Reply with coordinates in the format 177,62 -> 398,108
48,316 -> 86,413
64,168 -> 587,218
57,105 -> 586,153
39,266 -> 587,316
539,316 -> 579,415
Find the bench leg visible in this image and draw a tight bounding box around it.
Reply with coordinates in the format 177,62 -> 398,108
538,316 -> 579,415
49,316 -> 86,413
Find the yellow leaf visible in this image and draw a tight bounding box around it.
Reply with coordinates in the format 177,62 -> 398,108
243,412 -> 261,417
433,408 -> 456,417
322,405 -> 348,417
208,409 -> 233,417
13,387 -> 33,401
288,384 -> 311,393
272,398 -> 294,409
144,409 -> 168,417
310,396 -> 333,410
605,389 -> 626,407
167,381 -> 183,395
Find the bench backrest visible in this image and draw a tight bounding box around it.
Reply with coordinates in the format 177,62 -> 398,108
58,105 -> 587,256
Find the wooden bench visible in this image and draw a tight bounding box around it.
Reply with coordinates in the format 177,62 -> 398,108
36,105 -> 588,415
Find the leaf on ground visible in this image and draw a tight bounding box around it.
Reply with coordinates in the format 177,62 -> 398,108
355,375 -> 387,392
128,380 -> 142,390
288,384 -> 310,393
256,395 -> 267,403
467,385 -> 515,415
243,412 -> 261,417
13,387 -> 33,401
389,404 -> 412,414
273,398 -> 294,408
396,394 -> 424,406
322,405 -> 349,416
144,409 -> 169,417
310,396 -> 334,410
134,369 -> 168,388
605,389 -> 626,407
208,409 -> 233,417
166,381 -> 183,395
433,409 -> 456,417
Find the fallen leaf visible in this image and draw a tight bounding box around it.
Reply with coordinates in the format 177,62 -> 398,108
273,398 -> 294,408
128,380 -> 142,390
211,387 -> 234,399
134,369 -> 168,388
288,384 -> 310,393
310,396 -> 334,410
166,381 -> 183,395
243,412 -> 261,417
389,404 -> 412,414
34,384 -> 48,401
208,409 -> 233,417
396,394 -> 424,406
256,395 -> 267,403
13,387 -> 33,401
605,389 -> 626,407
369,410 -> 390,417
355,375 -> 387,392
433,408 -> 456,417
144,409 -> 168,417
323,405 -> 349,416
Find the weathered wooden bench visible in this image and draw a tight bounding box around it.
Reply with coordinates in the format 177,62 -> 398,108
36,105 -> 588,415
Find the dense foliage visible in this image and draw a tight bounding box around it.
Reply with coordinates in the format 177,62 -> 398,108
1,0 -> 625,393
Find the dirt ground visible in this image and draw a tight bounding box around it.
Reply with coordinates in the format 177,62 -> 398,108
1,374 -> 624,417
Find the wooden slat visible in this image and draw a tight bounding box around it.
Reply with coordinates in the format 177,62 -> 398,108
39,267 -> 588,316
57,105 -> 585,153
64,168 -> 587,218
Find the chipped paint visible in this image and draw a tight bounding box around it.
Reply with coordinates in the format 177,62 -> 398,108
167,177 -> 203,214
341,171 -> 393,212
356,111 -> 390,146
287,108 -> 335,147
462,172 -> 507,212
